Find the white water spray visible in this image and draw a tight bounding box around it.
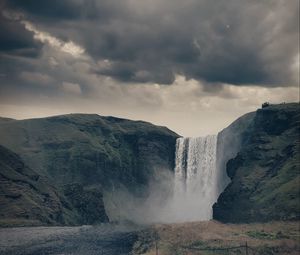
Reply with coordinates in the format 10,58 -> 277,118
105,133 -> 235,224
173,135 -> 220,221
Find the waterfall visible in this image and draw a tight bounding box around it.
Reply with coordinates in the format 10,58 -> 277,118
173,135 -> 220,221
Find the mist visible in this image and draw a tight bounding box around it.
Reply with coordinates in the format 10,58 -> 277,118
102,122 -> 243,224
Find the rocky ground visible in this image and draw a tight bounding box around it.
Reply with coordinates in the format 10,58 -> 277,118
0,224 -> 141,255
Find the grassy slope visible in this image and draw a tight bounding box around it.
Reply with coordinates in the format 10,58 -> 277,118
132,221 -> 300,255
0,145 -> 109,227
0,114 -> 178,189
0,145 -> 70,227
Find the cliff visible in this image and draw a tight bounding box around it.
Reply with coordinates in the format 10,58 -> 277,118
213,103 -> 300,222
0,114 -> 179,223
1,103 -> 298,226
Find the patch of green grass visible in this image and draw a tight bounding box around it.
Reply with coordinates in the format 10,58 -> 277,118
0,218 -> 42,227
246,230 -> 276,240
189,240 -> 206,247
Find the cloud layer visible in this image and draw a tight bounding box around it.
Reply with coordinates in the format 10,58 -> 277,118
2,0 -> 299,85
0,0 -> 298,136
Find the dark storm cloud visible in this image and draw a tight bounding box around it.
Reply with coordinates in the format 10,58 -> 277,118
5,0 -> 83,20
0,10 -> 41,57
2,0 -> 299,86
5,0 -> 128,21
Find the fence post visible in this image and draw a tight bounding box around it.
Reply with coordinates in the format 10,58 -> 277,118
245,241 -> 249,255
153,231 -> 159,255
155,234 -> 159,255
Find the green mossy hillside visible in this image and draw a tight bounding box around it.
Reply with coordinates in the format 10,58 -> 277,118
0,114 -> 179,224
0,114 -> 178,190
213,103 -> 300,222
0,145 -> 108,227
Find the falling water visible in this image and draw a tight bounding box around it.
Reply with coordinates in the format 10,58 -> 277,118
103,134 -> 232,224
174,135 -> 219,221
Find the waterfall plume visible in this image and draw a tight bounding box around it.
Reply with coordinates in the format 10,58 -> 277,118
101,133 -> 234,224
172,135 -> 221,221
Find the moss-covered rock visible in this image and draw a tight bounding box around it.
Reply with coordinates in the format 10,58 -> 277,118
0,145 -> 66,226
0,145 -> 109,227
63,183 -> 109,224
213,103 -> 300,222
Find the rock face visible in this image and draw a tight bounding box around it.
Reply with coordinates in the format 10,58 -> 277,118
216,111 -> 256,195
0,145 -> 109,227
0,145 -> 65,226
213,103 -> 300,222
63,183 -> 109,224
0,114 -> 179,224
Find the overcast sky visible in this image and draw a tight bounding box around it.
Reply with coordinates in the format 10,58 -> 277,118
0,0 -> 299,136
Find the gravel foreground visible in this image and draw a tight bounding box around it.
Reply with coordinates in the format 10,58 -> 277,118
1,221 -> 300,255
0,224 -> 141,255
